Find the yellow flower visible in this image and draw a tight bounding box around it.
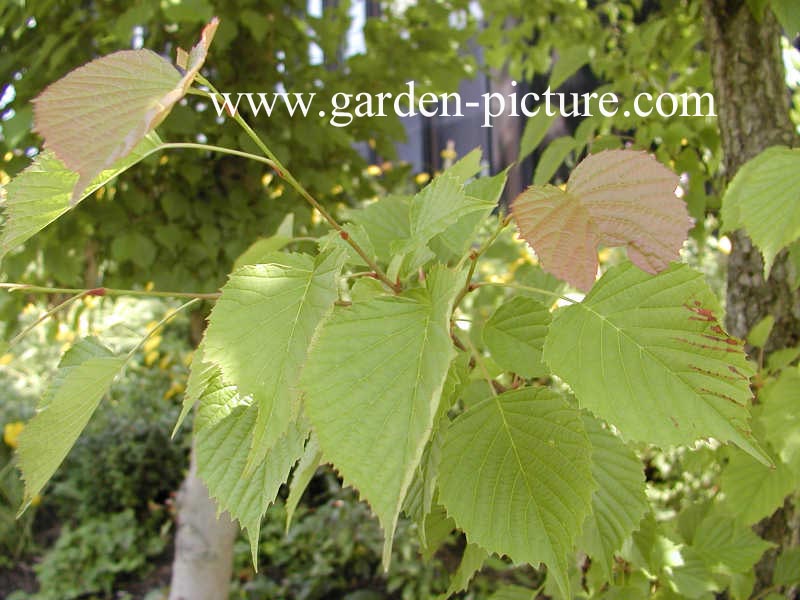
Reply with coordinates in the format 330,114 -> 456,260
440,147 -> 457,161
0,353 -> 13,366
55,323 -> 75,343
145,281 -> 155,292
330,184 -> 344,195
0,170 -> 9,186
143,335 -> 162,355
83,295 -> 99,309
414,172 -> 430,186
159,353 -> 173,371
145,350 -> 160,366
163,381 -> 186,401
4,421 -> 24,449
365,164 -> 382,176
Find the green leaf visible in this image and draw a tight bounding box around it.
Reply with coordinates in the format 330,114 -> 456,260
232,214 -> 294,270
301,267 -> 461,567
395,173 -> 495,258
519,110 -> 558,161
720,447 -> 797,525
758,367 -> 800,468
438,387 -> 594,598
788,241 -> 800,290
690,512 -> 774,574
442,543 -> 488,597
533,136 -> 577,185
721,146 -> 800,274
579,414 -> 648,579
203,250 -> 343,471
419,502 -> 455,559
544,263 -> 767,464
404,353 -> 469,553
162,0 -> 214,22
623,512 -> 681,574
746,0 -> 770,20
285,433 -> 322,532
172,342 -> 214,436
111,231 -> 157,268
772,0 -> 800,36
729,571 -> 756,600
489,584 -> 537,600
747,315 -> 775,348
445,147 -> 483,184
483,296 -> 551,378
233,235 -> 292,271
17,337 -> 126,511
550,45 -> 590,90
32,20 -> 217,204
774,547 -> 800,585
194,368 -> 245,433
668,547 -> 721,598
513,262 -> 567,304
429,169 -> 509,263
347,195 -> 411,263
349,277 -> 387,302
767,346 -> 800,374
195,403 -> 306,564
0,132 -> 162,260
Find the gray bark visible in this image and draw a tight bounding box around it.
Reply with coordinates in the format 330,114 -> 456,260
168,446 -> 238,600
702,0 -> 800,593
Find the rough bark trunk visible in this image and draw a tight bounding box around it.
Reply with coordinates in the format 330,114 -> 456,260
168,310 -> 238,600
702,0 -> 800,593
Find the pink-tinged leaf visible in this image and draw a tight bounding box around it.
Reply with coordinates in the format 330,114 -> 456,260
512,150 -> 690,291
32,18 -> 218,206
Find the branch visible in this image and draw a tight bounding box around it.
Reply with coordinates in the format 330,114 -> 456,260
0,283 -> 220,300
194,75 -> 401,294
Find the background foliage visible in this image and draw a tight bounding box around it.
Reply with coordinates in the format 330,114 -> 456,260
1,1 -> 799,599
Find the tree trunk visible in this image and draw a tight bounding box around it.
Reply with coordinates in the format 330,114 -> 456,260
702,0 -> 800,593
168,310 -> 238,600
168,447 -> 238,600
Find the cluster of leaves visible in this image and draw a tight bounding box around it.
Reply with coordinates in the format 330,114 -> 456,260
231,481 -> 452,600
12,509 -> 166,600
479,0 -> 796,246
0,0 -> 475,311
3,11 -> 800,600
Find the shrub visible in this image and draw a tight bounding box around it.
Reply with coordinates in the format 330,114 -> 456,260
31,509 -> 166,600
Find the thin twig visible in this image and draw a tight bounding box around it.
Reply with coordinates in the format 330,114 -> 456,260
194,75 -> 401,293
7,290 -> 91,350
474,281 -> 578,305
0,283 -> 220,300
128,298 -> 201,358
